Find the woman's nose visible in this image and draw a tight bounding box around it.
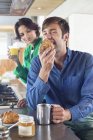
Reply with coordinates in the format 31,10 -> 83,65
24,34 -> 28,39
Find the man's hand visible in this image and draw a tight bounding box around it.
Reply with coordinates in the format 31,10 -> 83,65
39,47 -> 56,82
51,104 -> 71,123
17,98 -> 27,108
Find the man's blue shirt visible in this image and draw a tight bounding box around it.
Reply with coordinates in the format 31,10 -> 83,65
27,48 -> 93,121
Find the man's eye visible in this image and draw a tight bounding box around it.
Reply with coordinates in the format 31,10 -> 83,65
51,31 -> 57,34
43,33 -> 47,36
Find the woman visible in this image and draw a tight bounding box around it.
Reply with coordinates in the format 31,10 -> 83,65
9,18 -> 42,107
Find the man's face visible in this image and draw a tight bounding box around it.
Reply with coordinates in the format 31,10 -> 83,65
42,23 -> 63,47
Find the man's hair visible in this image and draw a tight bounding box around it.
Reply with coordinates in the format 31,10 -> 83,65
42,16 -> 69,36
15,18 -> 40,40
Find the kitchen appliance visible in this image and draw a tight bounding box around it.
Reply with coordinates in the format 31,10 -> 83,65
0,83 -> 18,107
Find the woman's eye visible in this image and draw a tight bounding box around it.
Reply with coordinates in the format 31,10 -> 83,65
20,34 -> 24,37
27,30 -> 31,33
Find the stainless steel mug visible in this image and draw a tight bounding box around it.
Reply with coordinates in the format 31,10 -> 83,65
37,103 -> 51,125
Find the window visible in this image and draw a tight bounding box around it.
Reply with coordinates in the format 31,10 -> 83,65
0,32 -> 14,59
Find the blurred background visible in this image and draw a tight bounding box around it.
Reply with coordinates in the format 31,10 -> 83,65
0,0 -> 93,75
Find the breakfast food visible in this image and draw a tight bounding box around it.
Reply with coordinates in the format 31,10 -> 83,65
1,111 -> 19,124
39,39 -> 54,54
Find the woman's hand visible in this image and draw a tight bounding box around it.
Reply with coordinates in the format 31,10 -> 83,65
8,48 -> 20,65
51,104 -> 71,123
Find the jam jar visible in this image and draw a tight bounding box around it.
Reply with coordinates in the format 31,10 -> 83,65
18,115 -> 35,137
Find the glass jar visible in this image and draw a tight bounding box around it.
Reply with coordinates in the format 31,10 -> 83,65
0,118 -> 3,126
18,115 -> 35,137
0,125 -> 9,139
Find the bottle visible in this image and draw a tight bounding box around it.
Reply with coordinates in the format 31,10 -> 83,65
18,115 -> 35,137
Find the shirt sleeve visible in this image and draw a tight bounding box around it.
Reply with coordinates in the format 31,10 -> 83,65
23,45 -> 32,69
13,64 -> 28,83
69,54 -> 93,121
26,57 -> 50,110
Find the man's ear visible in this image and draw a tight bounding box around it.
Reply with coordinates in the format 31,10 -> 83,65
63,32 -> 69,42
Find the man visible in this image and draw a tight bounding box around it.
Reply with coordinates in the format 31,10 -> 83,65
27,16 -> 93,140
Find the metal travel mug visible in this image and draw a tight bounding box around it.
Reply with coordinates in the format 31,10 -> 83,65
37,103 -> 51,125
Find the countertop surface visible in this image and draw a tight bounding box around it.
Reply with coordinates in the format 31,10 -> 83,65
0,79 -> 80,140
0,108 -> 80,140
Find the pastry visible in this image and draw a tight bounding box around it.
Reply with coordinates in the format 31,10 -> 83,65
39,39 -> 54,54
1,111 -> 19,124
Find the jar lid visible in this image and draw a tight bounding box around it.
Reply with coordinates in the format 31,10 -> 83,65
19,115 -> 34,123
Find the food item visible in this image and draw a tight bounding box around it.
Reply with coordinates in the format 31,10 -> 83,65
18,115 -> 35,137
39,39 -> 53,54
1,111 -> 19,124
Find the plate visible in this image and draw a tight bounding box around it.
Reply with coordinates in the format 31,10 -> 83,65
3,123 -> 14,127
3,122 -> 18,128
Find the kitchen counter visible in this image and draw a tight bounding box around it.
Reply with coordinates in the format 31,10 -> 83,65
0,79 -> 80,140
0,108 -> 80,140
9,79 -> 26,100
10,123 -> 80,140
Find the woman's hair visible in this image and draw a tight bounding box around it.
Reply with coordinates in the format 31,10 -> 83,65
15,18 -> 40,40
42,16 -> 69,37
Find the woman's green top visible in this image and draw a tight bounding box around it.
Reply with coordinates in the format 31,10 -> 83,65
13,37 -> 42,83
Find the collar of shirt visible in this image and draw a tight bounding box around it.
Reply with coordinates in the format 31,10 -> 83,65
53,47 -> 72,73
64,47 -> 72,64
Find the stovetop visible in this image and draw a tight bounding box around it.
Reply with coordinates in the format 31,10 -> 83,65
0,84 -> 18,106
